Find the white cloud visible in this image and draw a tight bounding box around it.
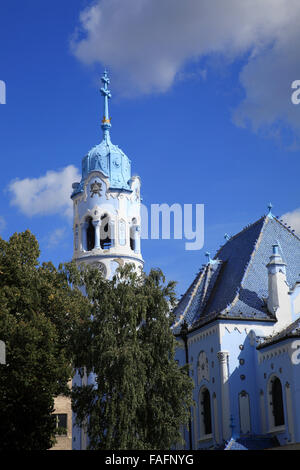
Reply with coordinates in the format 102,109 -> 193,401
46,227 -> 68,248
281,208 -> 300,235
8,165 -> 80,220
71,0 -> 300,141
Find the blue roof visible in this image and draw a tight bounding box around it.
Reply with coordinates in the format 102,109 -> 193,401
71,135 -> 132,198
173,215 -> 300,332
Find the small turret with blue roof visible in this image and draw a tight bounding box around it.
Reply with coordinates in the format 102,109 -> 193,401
71,70 -> 143,280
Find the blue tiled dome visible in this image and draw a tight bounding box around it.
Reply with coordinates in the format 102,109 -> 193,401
81,138 -> 131,191
71,71 -> 132,197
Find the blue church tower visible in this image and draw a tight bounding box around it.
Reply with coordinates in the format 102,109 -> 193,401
71,72 -> 143,450
71,70 -> 143,279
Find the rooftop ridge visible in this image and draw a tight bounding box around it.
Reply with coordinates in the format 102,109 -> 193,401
199,260 -> 225,317
214,215 -> 266,261
274,215 -> 300,242
172,267 -> 206,330
214,213 -> 300,263
183,261 -> 225,329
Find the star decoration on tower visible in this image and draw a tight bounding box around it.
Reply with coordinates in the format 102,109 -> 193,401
90,180 -> 102,198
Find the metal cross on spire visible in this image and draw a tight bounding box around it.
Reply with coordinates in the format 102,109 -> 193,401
100,69 -> 112,138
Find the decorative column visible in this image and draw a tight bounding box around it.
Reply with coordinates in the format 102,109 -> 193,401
80,222 -> 88,252
110,220 -> 115,248
217,351 -> 231,441
74,225 -> 79,251
133,224 -> 141,254
119,219 -> 126,246
92,219 -> 101,249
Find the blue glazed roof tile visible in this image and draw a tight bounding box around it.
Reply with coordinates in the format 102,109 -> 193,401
173,215 -> 300,331
71,138 -> 132,197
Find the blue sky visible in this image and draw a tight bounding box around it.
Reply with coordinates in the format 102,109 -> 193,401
0,0 -> 300,295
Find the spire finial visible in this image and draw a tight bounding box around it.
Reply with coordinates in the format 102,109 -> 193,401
267,202 -> 273,218
100,69 -> 112,139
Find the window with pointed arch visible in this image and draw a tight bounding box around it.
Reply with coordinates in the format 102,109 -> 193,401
199,387 -> 212,437
100,213 -> 112,250
86,216 -> 95,251
269,375 -> 285,428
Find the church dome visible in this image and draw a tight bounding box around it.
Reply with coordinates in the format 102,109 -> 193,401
82,140 -> 110,178
81,138 -> 131,191
72,71 -> 132,197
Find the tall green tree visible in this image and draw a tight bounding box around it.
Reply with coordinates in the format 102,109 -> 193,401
66,262 -> 193,450
0,231 -> 89,450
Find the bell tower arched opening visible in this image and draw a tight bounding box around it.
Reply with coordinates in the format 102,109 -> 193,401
100,213 -> 112,250
86,216 -> 95,251
130,218 -> 137,251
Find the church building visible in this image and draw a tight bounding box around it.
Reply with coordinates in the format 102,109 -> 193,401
53,72 -> 300,450
173,207 -> 300,450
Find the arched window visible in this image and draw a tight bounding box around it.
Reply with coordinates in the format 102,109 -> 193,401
200,387 -> 212,436
100,213 -> 112,250
271,377 -> 285,427
86,217 -> 95,251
